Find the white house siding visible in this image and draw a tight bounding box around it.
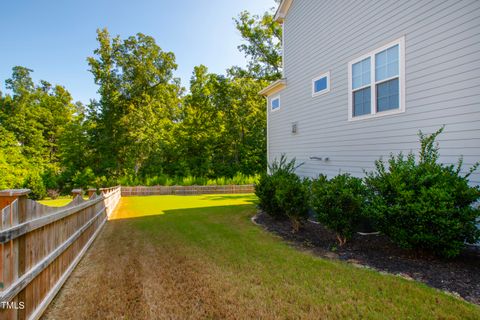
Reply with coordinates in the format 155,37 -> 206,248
268,0 -> 480,185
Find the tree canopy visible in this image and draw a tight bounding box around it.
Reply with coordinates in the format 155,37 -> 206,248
0,5 -> 281,198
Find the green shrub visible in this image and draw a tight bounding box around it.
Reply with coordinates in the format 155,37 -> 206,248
255,155 -> 308,230
275,174 -> 310,232
255,172 -> 283,218
311,174 -> 368,245
365,127 -> 480,258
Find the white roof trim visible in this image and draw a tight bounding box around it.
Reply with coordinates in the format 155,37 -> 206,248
259,79 -> 287,96
274,0 -> 293,23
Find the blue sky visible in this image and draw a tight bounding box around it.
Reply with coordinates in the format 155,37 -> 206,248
0,0 -> 276,104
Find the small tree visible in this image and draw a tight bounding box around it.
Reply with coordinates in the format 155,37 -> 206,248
311,174 -> 368,246
365,127 -> 480,257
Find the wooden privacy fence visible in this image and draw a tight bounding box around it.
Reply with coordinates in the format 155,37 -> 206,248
121,184 -> 255,196
0,186 -> 121,320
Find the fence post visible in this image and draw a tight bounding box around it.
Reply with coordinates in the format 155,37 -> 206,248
71,189 -> 83,198
0,189 -> 30,320
0,189 -> 29,212
87,188 -> 97,198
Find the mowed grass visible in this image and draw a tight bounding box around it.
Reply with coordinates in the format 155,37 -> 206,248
43,194 -> 480,319
39,196 -> 88,207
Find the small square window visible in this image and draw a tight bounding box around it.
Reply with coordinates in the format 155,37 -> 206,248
312,72 -> 330,96
271,96 -> 280,111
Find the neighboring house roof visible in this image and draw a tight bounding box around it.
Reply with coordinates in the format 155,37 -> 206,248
274,0 -> 293,23
259,78 -> 287,96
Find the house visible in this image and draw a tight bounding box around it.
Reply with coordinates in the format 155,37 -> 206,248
260,0 -> 480,185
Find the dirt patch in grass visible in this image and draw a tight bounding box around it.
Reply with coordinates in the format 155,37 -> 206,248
254,211 -> 480,305
41,206 -> 276,319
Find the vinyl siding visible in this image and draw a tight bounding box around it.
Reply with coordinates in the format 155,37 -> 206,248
268,0 -> 480,185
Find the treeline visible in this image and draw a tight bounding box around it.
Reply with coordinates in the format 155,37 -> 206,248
0,8 -> 281,198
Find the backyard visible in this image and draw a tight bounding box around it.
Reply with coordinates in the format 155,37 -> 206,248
40,194 -> 480,319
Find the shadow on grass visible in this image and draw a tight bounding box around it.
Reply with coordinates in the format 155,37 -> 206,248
199,194 -> 258,202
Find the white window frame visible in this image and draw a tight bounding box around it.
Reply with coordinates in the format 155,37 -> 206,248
348,36 -> 406,121
312,71 -> 330,97
270,95 -> 281,112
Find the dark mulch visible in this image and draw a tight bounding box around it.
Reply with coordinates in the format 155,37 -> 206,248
254,211 -> 480,305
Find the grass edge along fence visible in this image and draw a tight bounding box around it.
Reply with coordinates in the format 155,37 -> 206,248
120,184 -> 255,196
0,186 -> 121,320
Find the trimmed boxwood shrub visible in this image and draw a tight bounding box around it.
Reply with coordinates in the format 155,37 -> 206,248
255,155 -> 309,231
311,174 -> 368,246
275,174 -> 310,232
365,127 -> 480,258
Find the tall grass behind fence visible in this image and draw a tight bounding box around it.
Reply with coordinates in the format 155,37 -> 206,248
121,184 -> 255,196
0,186 -> 121,320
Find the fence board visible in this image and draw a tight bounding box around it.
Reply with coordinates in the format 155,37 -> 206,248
0,186 -> 121,320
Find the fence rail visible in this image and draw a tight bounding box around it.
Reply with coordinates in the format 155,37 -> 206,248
120,184 -> 255,196
0,187 -> 121,320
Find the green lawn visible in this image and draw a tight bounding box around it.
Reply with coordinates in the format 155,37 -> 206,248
39,196 -> 88,207
44,194 -> 480,319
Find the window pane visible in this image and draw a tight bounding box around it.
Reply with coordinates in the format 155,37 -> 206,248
352,57 -> 371,89
387,45 -> 399,62
271,98 -> 280,110
353,87 -> 371,116
314,77 -> 327,93
376,44 -> 399,81
376,78 -> 399,112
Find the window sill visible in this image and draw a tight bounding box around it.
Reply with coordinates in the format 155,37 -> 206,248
348,108 -> 405,121
312,89 -> 330,98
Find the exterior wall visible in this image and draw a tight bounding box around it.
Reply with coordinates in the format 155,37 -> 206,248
268,0 -> 480,185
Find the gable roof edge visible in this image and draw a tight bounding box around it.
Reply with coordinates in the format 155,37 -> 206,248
259,79 -> 287,96
274,0 -> 293,23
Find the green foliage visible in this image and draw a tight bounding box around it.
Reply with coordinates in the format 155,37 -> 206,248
0,67 -> 77,198
0,126 -> 30,189
24,173 -> 47,200
87,28 -> 182,178
275,175 -> 310,232
255,174 -> 283,219
311,174 -> 368,245
0,4 -> 280,196
365,127 -> 480,257
255,156 -> 308,230
233,8 -> 282,80
175,65 -> 268,178
72,167 -> 96,190
117,173 -> 259,187
255,155 -> 296,218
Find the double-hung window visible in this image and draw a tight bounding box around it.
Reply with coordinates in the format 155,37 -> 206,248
348,37 -> 405,120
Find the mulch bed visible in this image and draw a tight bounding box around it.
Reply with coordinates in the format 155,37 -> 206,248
254,211 -> 480,305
